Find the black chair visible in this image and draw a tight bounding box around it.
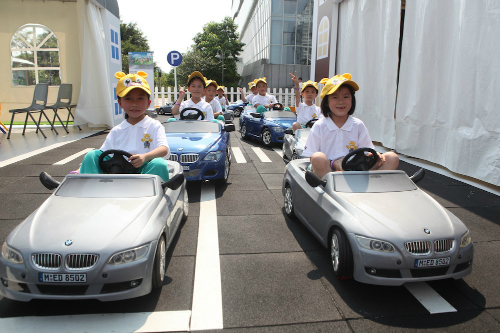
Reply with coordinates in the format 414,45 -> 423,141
45,83 -> 72,134
8,83 -> 57,139
67,104 -> 81,131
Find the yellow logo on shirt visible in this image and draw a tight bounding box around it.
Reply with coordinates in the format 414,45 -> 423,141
312,113 -> 317,118
346,141 -> 357,152
142,134 -> 153,149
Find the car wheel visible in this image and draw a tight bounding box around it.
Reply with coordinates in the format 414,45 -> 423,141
152,235 -> 167,289
261,128 -> 272,146
284,185 -> 295,218
234,107 -> 242,117
330,229 -> 354,280
217,151 -> 230,184
182,187 -> 189,222
241,123 -> 248,139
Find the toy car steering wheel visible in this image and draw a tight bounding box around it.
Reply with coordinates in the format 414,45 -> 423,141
341,147 -> 379,171
305,118 -> 318,128
273,103 -> 284,110
180,107 -> 205,120
99,150 -> 138,174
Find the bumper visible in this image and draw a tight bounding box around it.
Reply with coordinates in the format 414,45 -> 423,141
181,156 -> 226,181
0,241 -> 157,302
348,233 -> 474,286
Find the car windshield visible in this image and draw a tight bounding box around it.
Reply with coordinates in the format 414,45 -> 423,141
333,172 -> 417,193
55,178 -> 156,198
163,121 -> 220,133
296,129 -> 310,140
263,111 -> 297,118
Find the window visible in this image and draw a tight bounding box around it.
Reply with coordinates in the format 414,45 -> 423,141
11,24 -> 61,86
316,17 -> 329,60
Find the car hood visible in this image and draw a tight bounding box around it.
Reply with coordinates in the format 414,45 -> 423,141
166,132 -> 221,152
337,190 -> 461,240
266,118 -> 296,128
9,196 -> 157,252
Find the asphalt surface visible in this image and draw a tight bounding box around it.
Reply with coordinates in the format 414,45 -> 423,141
0,115 -> 499,332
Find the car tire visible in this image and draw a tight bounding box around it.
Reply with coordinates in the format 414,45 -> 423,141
216,151 -> 231,185
284,185 -> 295,218
182,187 -> 189,222
261,128 -> 272,147
330,228 -> 354,280
241,123 -> 248,139
152,235 -> 167,289
234,107 -> 243,117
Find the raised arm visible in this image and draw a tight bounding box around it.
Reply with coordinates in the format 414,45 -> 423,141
171,85 -> 185,115
239,87 -> 248,103
289,71 -> 300,107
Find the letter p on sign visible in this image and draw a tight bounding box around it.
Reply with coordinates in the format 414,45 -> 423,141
167,51 -> 183,67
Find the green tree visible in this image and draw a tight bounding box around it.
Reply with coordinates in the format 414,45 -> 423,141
120,21 -> 150,73
170,48 -> 220,88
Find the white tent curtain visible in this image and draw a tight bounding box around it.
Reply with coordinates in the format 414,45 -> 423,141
75,0 -> 113,128
336,0 -> 400,148
396,0 -> 500,186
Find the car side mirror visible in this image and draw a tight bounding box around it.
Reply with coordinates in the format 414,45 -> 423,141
224,123 -> 235,132
251,113 -> 262,118
305,171 -> 327,188
162,173 -> 185,190
409,168 -> 425,184
284,128 -> 293,135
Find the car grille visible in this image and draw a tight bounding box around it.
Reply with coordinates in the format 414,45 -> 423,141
434,239 -> 454,254
404,241 -> 431,255
32,253 -> 62,270
65,254 -> 99,270
168,154 -> 178,162
180,154 -> 199,163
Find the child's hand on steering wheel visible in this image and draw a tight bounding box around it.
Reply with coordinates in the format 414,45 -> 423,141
129,154 -> 146,168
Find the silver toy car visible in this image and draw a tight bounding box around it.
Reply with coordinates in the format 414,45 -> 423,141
0,158 -> 188,301
282,118 -> 318,163
282,149 -> 473,286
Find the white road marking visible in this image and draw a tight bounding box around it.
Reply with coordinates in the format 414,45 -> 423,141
53,148 -> 94,165
273,148 -> 283,157
0,141 -> 77,168
232,147 -> 247,163
0,310 -> 191,333
190,183 -> 223,330
405,282 -> 457,314
252,147 -> 272,162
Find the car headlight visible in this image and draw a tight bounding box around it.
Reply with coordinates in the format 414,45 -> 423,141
272,126 -> 284,133
203,151 -> 223,161
108,244 -> 149,265
2,242 -> 24,264
356,235 -> 395,252
460,230 -> 472,247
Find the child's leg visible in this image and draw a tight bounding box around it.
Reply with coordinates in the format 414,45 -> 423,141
79,150 -> 105,174
310,152 -> 332,178
292,121 -> 301,132
139,158 -> 170,182
378,152 -> 399,170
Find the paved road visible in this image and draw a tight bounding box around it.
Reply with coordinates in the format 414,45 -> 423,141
0,116 -> 499,332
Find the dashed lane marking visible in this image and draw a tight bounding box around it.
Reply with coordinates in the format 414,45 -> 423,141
0,141 -> 77,168
405,282 -> 457,314
53,148 -> 94,165
251,147 -> 272,162
232,147 -> 247,163
273,148 -> 283,157
0,310 -> 191,333
190,183 -> 223,330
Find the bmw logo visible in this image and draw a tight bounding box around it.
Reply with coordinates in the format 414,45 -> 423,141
65,240 -> 73,246
178,147 -> 184,151
423,228 -> 431,234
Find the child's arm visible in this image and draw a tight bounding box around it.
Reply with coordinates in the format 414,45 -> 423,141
171,85 -> 186,115
129,146 -> 169,168
223,93 -> 229,106
239,88 -> 247,103
289,71 -> 300,107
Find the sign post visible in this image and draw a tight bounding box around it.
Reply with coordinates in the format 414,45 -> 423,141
167,51 -> 183,101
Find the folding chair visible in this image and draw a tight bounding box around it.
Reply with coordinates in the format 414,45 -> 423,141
45,83 -> 72,134
7,83 -> 57,139
66,104 -> 81,130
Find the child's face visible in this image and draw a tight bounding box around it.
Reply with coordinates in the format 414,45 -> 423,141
206,85 -> 217,99
301,87 -> 318,103
187,78 -> 206,98
250,87 -> 258,94
217,89 -> 224,97
118,88 -> 151,123
327,85 -> 352,119
256,82 -> 267,95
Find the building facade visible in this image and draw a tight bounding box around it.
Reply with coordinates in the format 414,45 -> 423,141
232,0 -> 314,88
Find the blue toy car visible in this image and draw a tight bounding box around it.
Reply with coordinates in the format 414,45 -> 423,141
226,100 -> 248,117
163,108 -> 234,183
240,110 -> 297,147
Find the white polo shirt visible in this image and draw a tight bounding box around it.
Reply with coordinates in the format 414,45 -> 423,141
207,98 -> 223,115
303,116 -> 374,162
176,98 -> 214,120
215,96 -> 228,106
252,93 -> 277,107
245,93 -> 258,104
296,102 -> 322,124
100,116 -> 170,160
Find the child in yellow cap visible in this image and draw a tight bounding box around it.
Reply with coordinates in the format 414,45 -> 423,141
172,71 -> 214,120
302,73 -> 399,178
238,80 -> 258,104
252,77 -> 279,109
78,71 -> 170,181
205,79 -> 223,118
290,71 -> 322,132
215,86 -> 229,108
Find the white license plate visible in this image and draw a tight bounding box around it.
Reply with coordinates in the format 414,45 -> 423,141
182,165 -> 190,171
414,257 -> 450,268
38,273 -> 87,283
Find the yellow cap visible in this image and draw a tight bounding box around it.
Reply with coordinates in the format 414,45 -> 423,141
248,80 -> 256,88
187,71 -> 206,87
319,73 -> 359,99
300,80 -> 319,93
255,77 -> 267,85
205,79 -> 218,89
217,85 -> 225,91
115,71 -> 151,97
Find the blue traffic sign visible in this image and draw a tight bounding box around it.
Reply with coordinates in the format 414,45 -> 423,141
167,51 -> 183,67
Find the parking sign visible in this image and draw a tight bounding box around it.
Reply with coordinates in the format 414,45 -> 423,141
167,51 -> 183,67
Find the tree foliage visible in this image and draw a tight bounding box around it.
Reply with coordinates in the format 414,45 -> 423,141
120,21 -> 150,73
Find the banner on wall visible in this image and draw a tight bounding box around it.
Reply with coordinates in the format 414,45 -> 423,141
128,52 -> 154,84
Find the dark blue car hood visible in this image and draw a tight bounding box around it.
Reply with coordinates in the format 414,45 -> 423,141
266,117 -> 296,128
166,132 -> 221,153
